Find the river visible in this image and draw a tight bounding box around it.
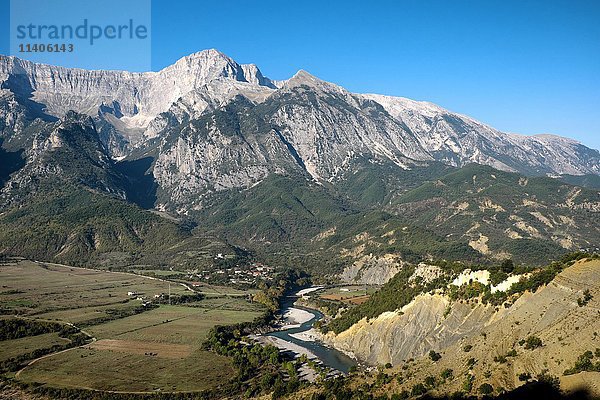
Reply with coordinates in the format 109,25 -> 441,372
265,289 -> 357,373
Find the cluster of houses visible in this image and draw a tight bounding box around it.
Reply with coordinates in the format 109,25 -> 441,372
188,263 -> 275,286
127,290 -> 161,306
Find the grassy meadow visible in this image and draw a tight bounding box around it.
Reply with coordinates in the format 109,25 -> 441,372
0,259 -> 264,393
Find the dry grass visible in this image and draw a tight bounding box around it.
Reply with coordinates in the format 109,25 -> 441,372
18,302 -> 263,392
2,259 -> 265,393
0,260 -> 187,317
321,293 -> 371,305
89,339 -> 192,359
0,333 -> 69,362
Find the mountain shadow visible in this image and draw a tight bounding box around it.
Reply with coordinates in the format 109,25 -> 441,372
116,156 -> 158,209
0,138 -> 25,189
417,381 -> 594,400
1,73 -> 57,122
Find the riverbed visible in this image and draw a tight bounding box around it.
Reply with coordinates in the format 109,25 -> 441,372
262,287 -> 357,373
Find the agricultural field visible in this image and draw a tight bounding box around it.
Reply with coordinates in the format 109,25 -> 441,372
0,333 -> 69,362
0,260 -> 189,317
186,282 -> 258,297
17,304 -> 263,392
317,285 -> 377,305
0,259 -> 265,393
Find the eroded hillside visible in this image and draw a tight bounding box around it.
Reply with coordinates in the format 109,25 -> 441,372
322,258 -> 600,397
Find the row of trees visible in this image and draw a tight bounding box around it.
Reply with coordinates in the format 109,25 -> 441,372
201,269 -> 313,398
0,322 -> 89,373
0,318 -> 64,341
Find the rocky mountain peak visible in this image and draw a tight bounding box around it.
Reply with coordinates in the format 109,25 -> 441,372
0,48 -> 599,190
166,49 -> 275,89
284,69 -> 343,94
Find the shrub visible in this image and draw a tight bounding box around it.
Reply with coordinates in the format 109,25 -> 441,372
375,372 -> 392,385
411,383 -> 427,396
564,350 -> 600,375
518,372 -> 532,381
536,370 -> 560,390
462,375 -> 475,393
467,358 -> 477,369
440,368 -> 453,380
478,383 -> 494,395
493,355 -> 507,364
500,259 -> 514,273
392,391 -> 410,400
463,344 -> 473,352
577,289 -> 593,307
424,376 -> 436,388
429,350 -> 442,362
489,270 -> 509,286
524,336 -> 543,350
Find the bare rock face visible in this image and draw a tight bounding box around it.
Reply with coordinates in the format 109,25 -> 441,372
0,49 -> 274,119
324,293 -> 498,365
0,49 -> 276,155
152,116 -> 298,209
362,94 -> 600,176
147,69 -> 431,209
269,71 -> 431,182
325,257 -> 600,389
340,253 -> 406,285
1,49 -> 599,211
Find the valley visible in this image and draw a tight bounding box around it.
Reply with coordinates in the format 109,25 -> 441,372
2,254 -> 599,399
0,48 -> 599,399
0,260 -> 265,394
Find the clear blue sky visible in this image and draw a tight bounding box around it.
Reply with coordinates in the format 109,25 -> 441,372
1,0 -> 599,150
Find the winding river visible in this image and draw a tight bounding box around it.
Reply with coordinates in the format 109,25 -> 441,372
265,290 -> 357,373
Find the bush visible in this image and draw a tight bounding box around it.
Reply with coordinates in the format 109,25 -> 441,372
524,336 -> 543,350
440,368 -> 453,380
375,372 -> 392,385
467,358 -> 476,369
493,355 -> 507,364
424,376 -> 436,388
500,259 -> 514,273
411,383 -> 427,396
391,391 -> 409,400
577,289 -> 593,307
429,350 -> 442,362
489,270 -> 508,286
564,350 -> 600,375
462,375 -> 475,393
463,344 -> 473,352
478,383 -> 494,395
536,370 -> 560,390
518,372 -> 532,381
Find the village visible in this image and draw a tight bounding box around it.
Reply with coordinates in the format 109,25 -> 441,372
187,258 -> 276,287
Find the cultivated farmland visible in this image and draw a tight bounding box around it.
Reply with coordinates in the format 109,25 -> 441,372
0,259 -> 265,392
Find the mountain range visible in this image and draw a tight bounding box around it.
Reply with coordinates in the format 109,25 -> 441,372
0,49 -> 599,272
